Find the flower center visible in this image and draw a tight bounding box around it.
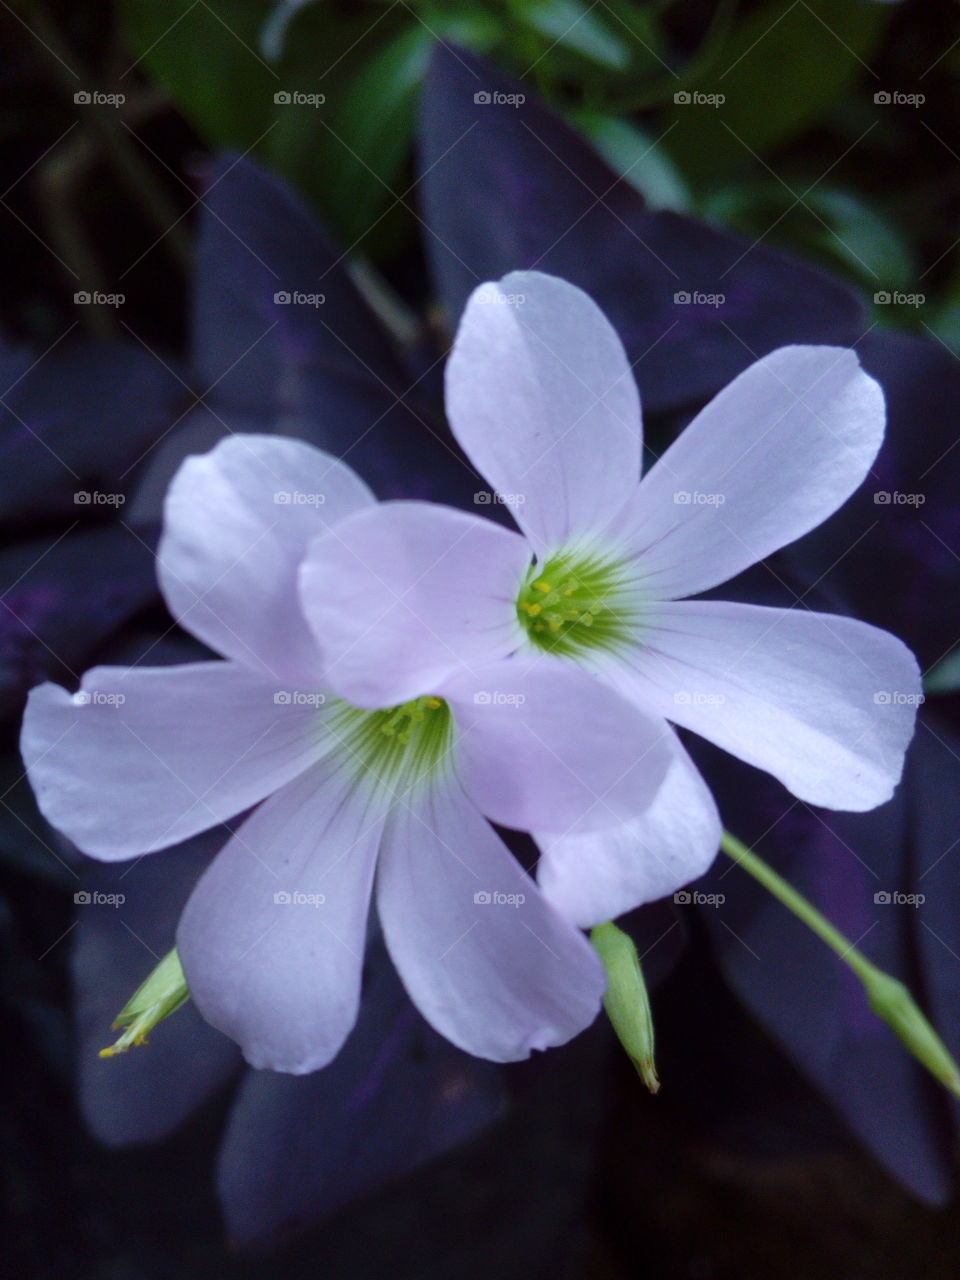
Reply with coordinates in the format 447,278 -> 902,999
330,695 -> 454,794
516,548 -> 637,657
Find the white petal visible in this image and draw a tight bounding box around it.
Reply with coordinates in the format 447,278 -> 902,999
159,434 -> 373,681
610,346 -> 885,599
377,782 -> 605,1061
609,600 -> 920,810
445,271 -> 642,556
21,662 -> 330,859
299,502 -> 529,708
536,731 -> 721,927
178,761 -> 384,1074
444,657 -> 672,833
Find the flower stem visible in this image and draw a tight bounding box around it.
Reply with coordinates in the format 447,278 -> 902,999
720,830 -> 960,1098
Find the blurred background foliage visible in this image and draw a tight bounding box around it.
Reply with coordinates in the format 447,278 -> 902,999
3,0 -> 960,349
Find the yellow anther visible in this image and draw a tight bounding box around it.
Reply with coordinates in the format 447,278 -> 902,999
533,580 -> 552,593
425,696 -> 442,709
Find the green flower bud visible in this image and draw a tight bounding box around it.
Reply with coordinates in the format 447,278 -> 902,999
100,948 -> 189,1058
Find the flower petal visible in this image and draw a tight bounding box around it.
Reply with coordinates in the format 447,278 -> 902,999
445,271 -> 642,556
536,731 -> 721,927
21,662 -> 329,859
444,658 -> 672,834
608,600 -> 921,810
299,502 -> 529,708
377,781 -> 605,1061
178,761 -> 383,1074
611,346 -> 885,599
159,434 -> 373,682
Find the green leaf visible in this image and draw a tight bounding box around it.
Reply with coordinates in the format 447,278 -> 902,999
119,0 -> 276,150
271,22 -> 432,247
515,0 -> 631,71
569,109 -> 692,212
661,0 -> 891,183
702,179 -> 913,291
925,649 -> 960,695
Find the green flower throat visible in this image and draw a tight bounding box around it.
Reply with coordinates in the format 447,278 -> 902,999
516,549 -> 636,657
332,695 -> 454,792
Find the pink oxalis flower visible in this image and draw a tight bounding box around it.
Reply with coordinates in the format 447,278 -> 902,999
21,435 -> 672,1073
304,270 -> 922,928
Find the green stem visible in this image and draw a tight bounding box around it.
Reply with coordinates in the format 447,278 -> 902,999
721,830 -> 960,1098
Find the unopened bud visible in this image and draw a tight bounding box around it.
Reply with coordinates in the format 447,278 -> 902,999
591,922 -> 660,1093
99,948 -> 189,1057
